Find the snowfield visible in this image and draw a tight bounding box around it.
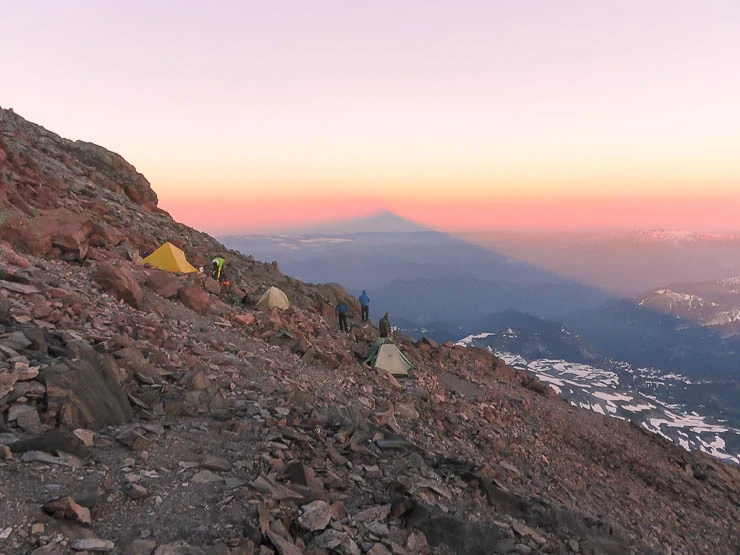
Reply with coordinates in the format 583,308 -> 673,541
457,334 -> 740,465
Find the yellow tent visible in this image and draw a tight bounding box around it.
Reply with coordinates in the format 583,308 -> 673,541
142,242 -> 198,273
255,286 -> 290,310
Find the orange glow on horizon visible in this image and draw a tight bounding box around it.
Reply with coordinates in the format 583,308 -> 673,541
163,195 -> 389,234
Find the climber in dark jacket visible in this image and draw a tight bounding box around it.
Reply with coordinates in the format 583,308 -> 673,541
358,290 -> 370,322
378,312 -> 391,338
336,300 -> 349,332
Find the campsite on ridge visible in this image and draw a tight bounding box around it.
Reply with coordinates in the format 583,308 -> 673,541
3,1 -> 740,552
0,106 -> 739,555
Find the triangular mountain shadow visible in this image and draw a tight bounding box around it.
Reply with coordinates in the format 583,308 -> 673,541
268,210 -> 428,235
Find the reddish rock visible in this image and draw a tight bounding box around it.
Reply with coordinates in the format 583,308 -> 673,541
178,285 -> 211,314
73,428 -> 95,447
183,370 -> 211,390
0,215 -> 50,254
297,500 -> 332,532
406,531 -> 430,554
494,363 -> 518,382
233,313 -> 256,326
89,221 -> 125,248
34,208 -> 94,258
0,210 -> 92,258
42,496 -> 91,525
145,270 -> 181,298
267,531 -> 302,555
287,462 -> 324,497
92,261 -> 143,308
366,544 -> 391,555
89,201 -> 110,216
0,246 -> 31,268
204,277 -> 222,294
420,336 -> 439,349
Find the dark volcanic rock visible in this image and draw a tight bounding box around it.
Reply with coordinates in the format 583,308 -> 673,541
9,427 -> 90,458
402,502 -> 506,555
40,351 -> 133,429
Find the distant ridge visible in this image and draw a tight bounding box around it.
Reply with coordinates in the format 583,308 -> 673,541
272,210 -> 428,235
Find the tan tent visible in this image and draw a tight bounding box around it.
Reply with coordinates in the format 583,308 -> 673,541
256,286 -> 290,310
365,338 -> 412,377
142,242 -> 198,273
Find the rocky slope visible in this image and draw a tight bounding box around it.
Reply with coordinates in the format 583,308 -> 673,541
0,106 -> 739,555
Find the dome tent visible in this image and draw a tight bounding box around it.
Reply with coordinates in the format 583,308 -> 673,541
364,338 -> 412,377
255,286 -> 290,310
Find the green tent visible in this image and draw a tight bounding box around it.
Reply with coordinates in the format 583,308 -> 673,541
364,338 -> 413,377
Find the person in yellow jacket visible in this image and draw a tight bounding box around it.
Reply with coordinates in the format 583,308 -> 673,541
211,256 -> 226,282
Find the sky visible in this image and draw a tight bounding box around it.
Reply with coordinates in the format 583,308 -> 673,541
2,0 -> 739,233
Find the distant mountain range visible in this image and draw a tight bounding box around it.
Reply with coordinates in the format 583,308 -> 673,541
571,298 -> 740,377
637,276 -> 740,334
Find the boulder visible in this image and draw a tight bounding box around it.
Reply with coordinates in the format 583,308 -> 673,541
40,351 -> 133,429
89,221 -> 126,248
42,496 -> 91,525
145,270 -> 181,298
92,261 -> 143,308
0,208 -> 96,258
233,313 -> 256,326
204,278 -> 221,294
178,285 -> 211,314
298,500 -> 333,532
8,428 -> 90,458
0,215 -> 52,255
35,208 -> 94,257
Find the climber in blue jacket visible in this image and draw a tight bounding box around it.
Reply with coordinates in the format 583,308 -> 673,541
358,290 -> 370,322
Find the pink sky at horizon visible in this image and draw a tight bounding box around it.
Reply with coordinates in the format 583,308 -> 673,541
163,193 -> 740,234
3,0 -> 739,234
